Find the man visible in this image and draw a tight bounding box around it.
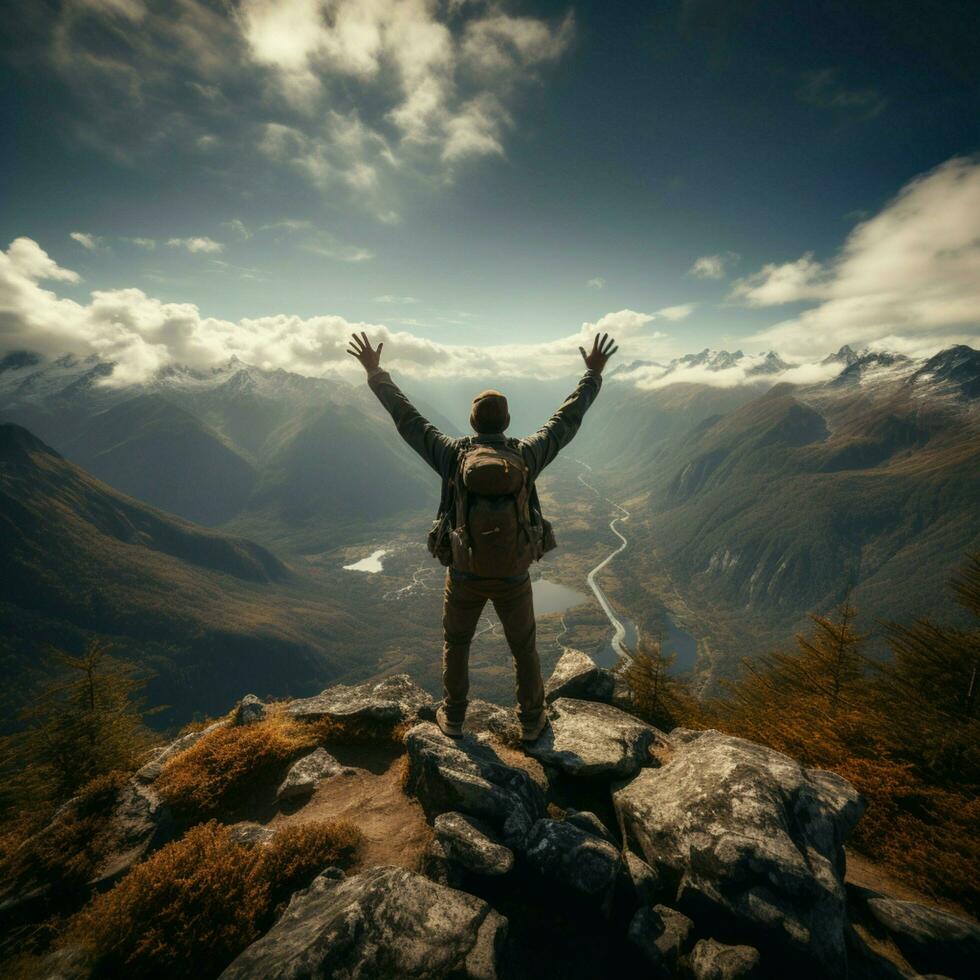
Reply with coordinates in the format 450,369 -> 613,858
348,331 -> 618,742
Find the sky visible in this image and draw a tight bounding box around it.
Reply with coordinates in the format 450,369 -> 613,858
1,0 -> 979,382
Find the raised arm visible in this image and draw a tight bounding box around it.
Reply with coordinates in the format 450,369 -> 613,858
520,333 -> 618,479
347,332 -> 458,478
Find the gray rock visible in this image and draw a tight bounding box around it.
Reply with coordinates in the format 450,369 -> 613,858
420,838 -> 466,889
134,720 -> 226,783
624,850 -> 669,907
524,818 -> 625,910
545,648 -> 615,704
38,945 -> 93,979
864,895 -> 980,979
276,748 -> 343,801
461,700 -> 522,742
93,778 -> 173,886
219,865 -> 507,980
234,694 -> 268,725
614,728 -> 865,978
564,809 -> 616,844
627,904 -> 694,978
404,722 -> 546,849
434,812 -> 514,876
525,698 -> 658,778
287,674 -> 433,730
227,822 -> 276,847
689,938 -> 762,980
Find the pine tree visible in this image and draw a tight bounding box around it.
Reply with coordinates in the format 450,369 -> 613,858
771,593 -> 869,713
0,640 -> 155,823
616,634 -> 691,730
873,554 -> 980,783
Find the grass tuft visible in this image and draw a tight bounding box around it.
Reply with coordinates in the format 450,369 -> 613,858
63,818 -> 362,978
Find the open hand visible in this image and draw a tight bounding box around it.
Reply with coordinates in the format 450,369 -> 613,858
347,332 -> 383,373
579,333 -> 618,374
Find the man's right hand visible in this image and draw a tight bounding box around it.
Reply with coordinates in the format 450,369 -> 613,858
347,332 -> 384,373
579,333 -> 618,374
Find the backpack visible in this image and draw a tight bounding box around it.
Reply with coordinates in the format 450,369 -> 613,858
436,440 -> 552,576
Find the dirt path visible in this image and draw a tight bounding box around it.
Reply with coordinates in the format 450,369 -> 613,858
267,743 -> 432,872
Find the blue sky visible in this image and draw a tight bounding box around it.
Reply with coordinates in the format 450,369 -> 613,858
1,1 -> 978,381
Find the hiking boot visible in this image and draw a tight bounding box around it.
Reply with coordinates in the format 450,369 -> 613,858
436,705 -> 464,739
521,713 -> 549,743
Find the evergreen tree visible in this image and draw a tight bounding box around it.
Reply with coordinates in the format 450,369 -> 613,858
0,640 -> 155,824
616,634 -> 691,730
873,554 -> 980,784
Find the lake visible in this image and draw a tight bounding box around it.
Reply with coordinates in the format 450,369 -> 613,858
343,549 -> 388,573
533,578 -> 589,615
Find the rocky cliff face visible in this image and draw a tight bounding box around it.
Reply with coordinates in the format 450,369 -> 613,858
7,651 -> 978,980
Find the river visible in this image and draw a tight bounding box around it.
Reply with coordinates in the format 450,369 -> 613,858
572,460 -> 696,673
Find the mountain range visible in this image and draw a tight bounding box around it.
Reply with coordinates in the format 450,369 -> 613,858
578,344 -> 980,689
2,342 -> 978,704
0,422 -> 379,726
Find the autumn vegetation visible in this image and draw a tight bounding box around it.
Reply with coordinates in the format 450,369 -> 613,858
617,554 -> 980,915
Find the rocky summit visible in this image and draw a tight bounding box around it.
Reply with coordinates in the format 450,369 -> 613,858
8,651 -> 978,980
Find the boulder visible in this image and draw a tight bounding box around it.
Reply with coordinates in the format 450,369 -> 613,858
525,698 -> 658,778
461,699 -> 522,742
627,904 -> 694,978
434,812 -> 514,876
287,674 -> 433,730
864,895 -> 980,979
276,748 -> 344,801
624,850 -> 670,907
219,866 -> 507,980
564,809 -> 616,844
404,722 -> 546,849
420,838 -> 466,890
36,945 -> 93,980
92,778 -> 173,886
234,694 -> 267,725
689,938 -> 762,980
134,720 -> 226,783
613,728 -> 864,978
545,648 -> 615,704
523,818 -> 625,910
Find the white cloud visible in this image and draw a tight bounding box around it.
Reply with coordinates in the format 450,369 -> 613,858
0,239 -> 666,385
586,277 -> 605,289
656,303 -> 695,321
223,219 -> 252,240
738,156 -> 980,356
729,253 -> 824,306
374,294 -> 418,304
301,232 -> 374,263
125,237 -> 156,249
69,231 -> 102,250
688,252 -> 738,279
166,236 -> 224,254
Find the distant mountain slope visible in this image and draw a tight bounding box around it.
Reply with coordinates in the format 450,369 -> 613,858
0,424 -> 370,725
591,346 -> 980,689
0,354 -> 439,550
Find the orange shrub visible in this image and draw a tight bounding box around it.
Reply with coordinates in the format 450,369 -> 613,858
64,818 -> 362,978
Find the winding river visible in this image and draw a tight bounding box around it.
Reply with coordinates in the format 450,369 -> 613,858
573,460 -> 635,664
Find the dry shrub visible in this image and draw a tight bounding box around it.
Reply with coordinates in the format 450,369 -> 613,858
156,711 -> 319,818
257,819 -> 362,910
1,771 -> 129,894
63,818 -> 362,978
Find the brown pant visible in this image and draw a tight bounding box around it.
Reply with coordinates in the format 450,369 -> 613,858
442,570 -> 544,726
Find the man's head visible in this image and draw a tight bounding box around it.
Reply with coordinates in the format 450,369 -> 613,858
470,389 -> 510,434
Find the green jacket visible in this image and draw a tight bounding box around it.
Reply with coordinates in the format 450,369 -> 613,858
366,368 -> 603,494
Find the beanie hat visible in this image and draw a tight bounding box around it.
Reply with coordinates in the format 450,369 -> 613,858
470,389 -> 510,434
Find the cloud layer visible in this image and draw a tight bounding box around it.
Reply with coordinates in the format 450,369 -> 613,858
735,156 -> 980,356
0,239 -> 671,385
45,0 -> 575,221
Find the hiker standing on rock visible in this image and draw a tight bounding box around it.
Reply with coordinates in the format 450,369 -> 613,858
348,332 -> 617,742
